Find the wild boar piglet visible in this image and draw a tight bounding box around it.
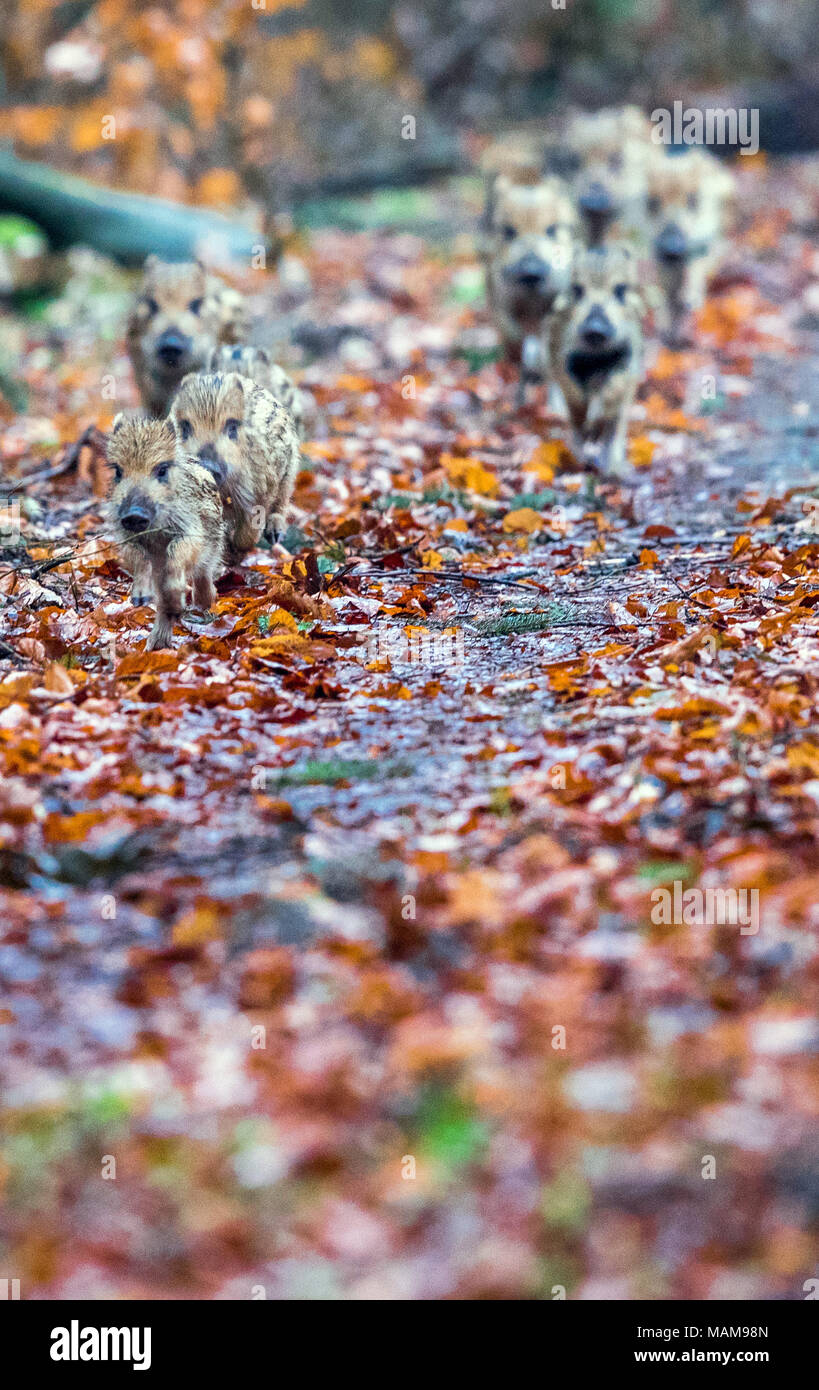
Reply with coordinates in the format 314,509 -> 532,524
485,173 -> 578,404
550,243 -> 648,475
107,413 -> 226,650
555,106 -> 652,247
645,147 -> 734,345
205,344 -> 308,439
170,371 -> 300,560
127,257 -> 248,416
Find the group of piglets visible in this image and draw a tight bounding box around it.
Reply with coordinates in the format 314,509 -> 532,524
109,258 -> 303,649
108,107 -> 737,647
482,106 -> 735,472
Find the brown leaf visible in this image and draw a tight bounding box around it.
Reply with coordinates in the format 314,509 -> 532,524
43,663 -> 75,694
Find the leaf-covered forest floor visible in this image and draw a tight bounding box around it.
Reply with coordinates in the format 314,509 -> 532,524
1,162 -> 818,1301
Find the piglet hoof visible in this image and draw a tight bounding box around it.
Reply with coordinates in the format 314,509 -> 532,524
580,448 -> 604,476
264,512 -> 287,545
146,616 -> 174,651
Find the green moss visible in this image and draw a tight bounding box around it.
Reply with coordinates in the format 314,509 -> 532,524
474,604 -> 577,636
0,214 -> 47,250
456,344 -> 502,371
636,861 -> 695,885
416,1088 -> 489,1173
273,758 -> 412,787
507,490 -> 558,510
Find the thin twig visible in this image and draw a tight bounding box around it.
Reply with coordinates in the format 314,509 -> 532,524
1,423 -> 106,497
669,575 -> 714,611
348,566 -> 538,591
327,543 -> 419,587
362,541 -> 419,562
31,552 -> 78,578
0,529 -> 172,587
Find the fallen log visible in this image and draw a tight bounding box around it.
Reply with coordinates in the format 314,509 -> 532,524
0,149 -> 268,266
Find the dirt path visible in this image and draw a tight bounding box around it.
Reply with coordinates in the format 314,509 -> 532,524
1,167 -> 818,1300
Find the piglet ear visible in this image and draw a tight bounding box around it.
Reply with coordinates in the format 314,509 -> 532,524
219,372 -> 246,422
174,373 -> 197,400
223,371 -> 247,404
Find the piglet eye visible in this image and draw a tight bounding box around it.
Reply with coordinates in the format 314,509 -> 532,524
109,461 -> 123,483
608,152 -> 623,173
153,461 -> 172,481
686,192 -> 699,210
144,297 -> 159,315
613,283 -> 629,303
647,196 -> 661,216
572,283 -> 584,302
223,418 -> 241,441
546,224 -> 557,238
188,298 -> 204,314
179,419 -> 192,442
502,224 -> 516,242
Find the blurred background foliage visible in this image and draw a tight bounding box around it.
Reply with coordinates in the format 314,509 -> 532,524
0,0 -> 818,217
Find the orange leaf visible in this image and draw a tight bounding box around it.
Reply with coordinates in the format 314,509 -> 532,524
787,742 -> 819,777
249,634 -> 312,659
172,904 -> 221,947
441,453 -> 499,496
15,107 -> 61,146
265,606 -> 299,632
44,811 -> 107,843
629,435 -> 656,469
43,663 -> 75,694
0,673 -> 36,707
70,111 -> 106,154
502,507 -> 542,534
117,651 -> 179,678
196,167 -> 242,207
